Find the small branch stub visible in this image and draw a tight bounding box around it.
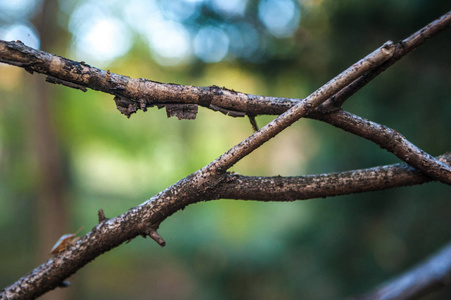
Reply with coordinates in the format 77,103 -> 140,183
98,209 -> 108,223
0,13 -> 450,300
248,115 -> 259,132
147,228 -> 166,247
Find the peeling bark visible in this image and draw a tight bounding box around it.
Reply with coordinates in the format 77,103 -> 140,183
0,11 -> 450,300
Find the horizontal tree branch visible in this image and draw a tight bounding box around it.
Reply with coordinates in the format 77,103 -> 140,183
350,240 -> 451,300
0,34 -> 397,300
0,12 -> 449,185
2,152 -> 450,299
1,11 -> 450,300
214,153 -> 451,201
0,39 -> 298,118
0,12 -> 449,120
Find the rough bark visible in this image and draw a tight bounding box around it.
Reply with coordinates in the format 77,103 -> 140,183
0,12 -> 450,185
0,11 -> 450,300
215,153 -> 451,201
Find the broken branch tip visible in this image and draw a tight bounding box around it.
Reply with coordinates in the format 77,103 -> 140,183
148,228 -> 166,247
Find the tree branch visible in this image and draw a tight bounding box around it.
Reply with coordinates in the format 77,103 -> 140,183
0,12 -> 449,120
350,240 -> 451,300
1,11 -> 450,300
0,39 -> 298,118
1,152 -> 450,299
310,109 -> 451,185
323,10 -> 451,109
214,153 -> 451,201
205,42 -> 395,171
0,13 -> 449,183
0,37 -> 405,300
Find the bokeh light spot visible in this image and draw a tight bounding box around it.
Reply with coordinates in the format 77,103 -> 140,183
194,26 -> 229,63
0,0 -> 37,20
70,3 -> 132,64
142,19 -> 192,66
258,0 -> 300,37
125,0 -> 192,66
211,0 -> 247,16
160,0 -> 198,22
0,23 -> 40,49
226,22 -> 260,59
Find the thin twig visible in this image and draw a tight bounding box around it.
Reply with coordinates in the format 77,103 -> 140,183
327,10 -> 451,108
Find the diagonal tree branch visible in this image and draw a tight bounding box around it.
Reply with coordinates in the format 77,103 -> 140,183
350,240 -> 451,300
310,109 -> 451,185
204,42 -> 395,172
0,12 -> 449,185
0,36 -> 397,300
1,11 -> 450,300
1,150 -> 449,299
322,10 -> 451,109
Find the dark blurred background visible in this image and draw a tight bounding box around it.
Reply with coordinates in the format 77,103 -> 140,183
0,0 -> 450,299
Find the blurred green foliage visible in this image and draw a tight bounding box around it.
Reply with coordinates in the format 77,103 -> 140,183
0,0 -> 450,299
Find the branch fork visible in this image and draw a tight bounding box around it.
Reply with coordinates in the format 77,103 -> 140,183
0,11 -> 450,300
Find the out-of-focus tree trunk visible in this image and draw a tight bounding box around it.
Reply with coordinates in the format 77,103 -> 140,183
30,1 -> 71,299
